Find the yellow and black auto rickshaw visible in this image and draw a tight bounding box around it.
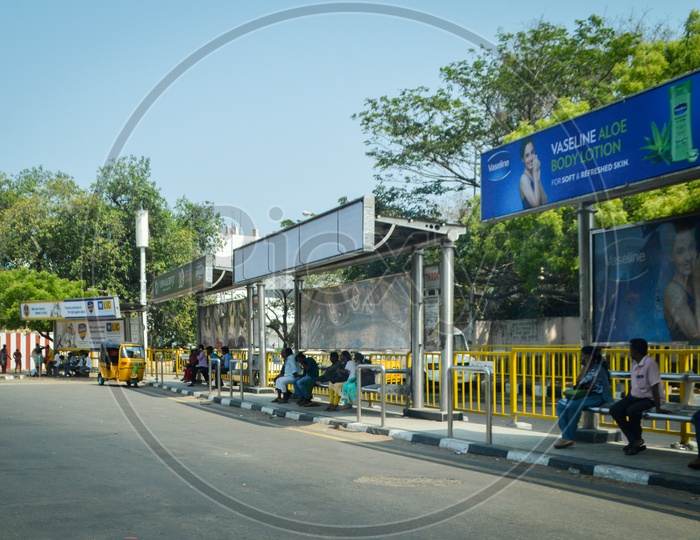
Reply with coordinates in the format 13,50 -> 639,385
98,342 -> 146,387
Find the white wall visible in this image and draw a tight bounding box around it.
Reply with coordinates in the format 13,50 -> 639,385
474,317 -> 581,345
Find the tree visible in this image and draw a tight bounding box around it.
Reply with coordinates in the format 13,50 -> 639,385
0,156 -> 224,346
354,10 -> 700,321
0,269 -> 95,338
355,15 -> 640,200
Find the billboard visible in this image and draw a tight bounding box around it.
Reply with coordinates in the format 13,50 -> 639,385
152,255 -> 213,303
55,319 -> 125,350
233,196 -> 375,284
300,274 -> 411,351
198,299 -> 249,350
481,70 -> 700,221
20,296 -> 120,321
592,212 -> 700,343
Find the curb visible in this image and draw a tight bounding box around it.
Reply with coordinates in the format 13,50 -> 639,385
147,381 -> 700,495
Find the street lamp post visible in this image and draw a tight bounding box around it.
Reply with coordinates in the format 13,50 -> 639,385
135,210 -> 149,353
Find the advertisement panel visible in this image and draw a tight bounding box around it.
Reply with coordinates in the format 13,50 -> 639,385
152,255 -> 213,303
20,297 -> 121,321
481,70 -> 700,221
55,319 -> 125,350
198,299 -> 249,350
592,212 -> 700,343
300,274 -> 411,350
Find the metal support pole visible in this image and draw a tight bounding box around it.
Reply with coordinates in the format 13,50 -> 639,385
447,366 -> 492,445
140,246 -> 148,354
247,284 -> 255,386
257,282 -> 267,388
294,277 -> 304,351
439,240 -> 456,412
578,204 -> 598,430
411,249 -> 425,409
195,296 -> 204,348
578,203 -> 595,345
356,365 -> 386,427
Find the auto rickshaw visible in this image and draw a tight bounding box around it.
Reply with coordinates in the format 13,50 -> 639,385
97,342 -> 146,387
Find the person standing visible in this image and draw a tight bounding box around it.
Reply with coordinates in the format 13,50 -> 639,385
0,344 -> 8,374
609,338 -> 667,455
13,348 -> 22,373
32,344 -> 43,376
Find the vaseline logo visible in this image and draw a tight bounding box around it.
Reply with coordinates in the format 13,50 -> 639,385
606,237 -> 648,281
486,151 -> 511,181
674,103 -> 688,115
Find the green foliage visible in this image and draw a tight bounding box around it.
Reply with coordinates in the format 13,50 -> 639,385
0,157 -> 223,345
354,9 -> 700,322
0,269 -> 95,336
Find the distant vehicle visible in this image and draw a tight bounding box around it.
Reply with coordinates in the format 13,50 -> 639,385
97,342 -> 146,387
425,328 -> 471,386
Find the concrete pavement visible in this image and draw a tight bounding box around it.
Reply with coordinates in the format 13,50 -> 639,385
3,371 -> 698,494
144,375 -> 700,495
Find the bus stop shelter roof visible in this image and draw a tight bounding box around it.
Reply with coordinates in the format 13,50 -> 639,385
153,197 -> 466,302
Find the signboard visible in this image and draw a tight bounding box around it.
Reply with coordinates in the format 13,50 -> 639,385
481,70 -> 700,221
152,254 -> 213,303
300,274 -> 410,350
19,297 -> 120,321
198,299 -> 249,350
55,319 -> 125,350
233,196 -> 375,284
592,212 -> 700,343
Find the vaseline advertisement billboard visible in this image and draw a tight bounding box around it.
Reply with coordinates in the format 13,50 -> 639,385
481,70 -> 699,221
592,212 -> 700,343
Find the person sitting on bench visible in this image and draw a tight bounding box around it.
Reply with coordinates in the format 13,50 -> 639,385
609,338 -> 667,456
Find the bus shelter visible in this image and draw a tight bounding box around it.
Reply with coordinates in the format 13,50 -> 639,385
152,195 -> 466,411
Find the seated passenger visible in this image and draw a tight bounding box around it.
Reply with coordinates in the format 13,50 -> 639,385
553,346 -> 612,449
294,353 -> 320,407
272,348 -> 299,403
188,345 -> 209,387
207,346 -> 221,388
689,410 -> 700,470
326,351 -> 351,411
182,349 -> 197,383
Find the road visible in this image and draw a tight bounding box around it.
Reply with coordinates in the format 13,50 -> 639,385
1,379 -> 698,539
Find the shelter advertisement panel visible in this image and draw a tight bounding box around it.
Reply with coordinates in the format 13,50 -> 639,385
300,274 -> 411,350
481,70 -> 700,221
152,255 -> 213,303
592,212 -> 700,343
198,299 -> 249,350
55,319 -> 125,350
20,296 -> 121,321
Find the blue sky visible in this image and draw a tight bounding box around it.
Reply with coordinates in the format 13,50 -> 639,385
2,0 -> 698,236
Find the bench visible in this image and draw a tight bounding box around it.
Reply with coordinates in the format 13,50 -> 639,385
583,371 -> 700,445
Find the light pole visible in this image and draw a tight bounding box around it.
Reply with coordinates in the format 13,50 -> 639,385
135,210 -> 149,351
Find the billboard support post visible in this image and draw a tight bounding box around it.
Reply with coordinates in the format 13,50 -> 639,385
411,249 -> 425,409
578,203 -> 595,345
257,282 -> 266,388
247,284 -> 255,386
439,239 -> 456,412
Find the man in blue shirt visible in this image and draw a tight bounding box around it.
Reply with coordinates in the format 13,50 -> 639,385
293,353 -> 319,407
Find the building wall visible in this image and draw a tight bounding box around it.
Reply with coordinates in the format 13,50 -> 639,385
474,317 -> 581,346
1,331 -> 53,371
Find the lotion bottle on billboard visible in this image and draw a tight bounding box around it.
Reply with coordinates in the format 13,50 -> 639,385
669,80 -> 697,162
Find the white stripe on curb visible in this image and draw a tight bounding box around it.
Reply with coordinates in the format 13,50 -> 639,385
593,465 -> 651,484
507,450 -> 550,466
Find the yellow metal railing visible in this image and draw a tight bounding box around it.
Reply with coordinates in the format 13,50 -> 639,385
145,345 -> 699,442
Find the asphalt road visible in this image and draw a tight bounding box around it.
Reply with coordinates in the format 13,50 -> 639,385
1,379 -> 698,539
